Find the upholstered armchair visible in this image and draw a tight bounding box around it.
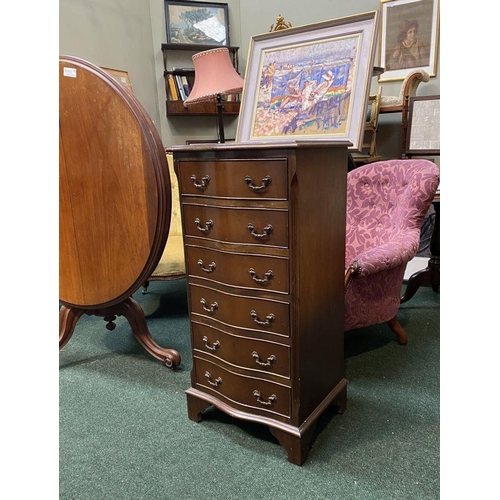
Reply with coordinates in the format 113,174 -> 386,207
142,153 -> 185,293
344,159 -> 440,344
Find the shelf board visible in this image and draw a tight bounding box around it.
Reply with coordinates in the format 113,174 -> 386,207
166,100 -> 240,116
161,43 -> 239,53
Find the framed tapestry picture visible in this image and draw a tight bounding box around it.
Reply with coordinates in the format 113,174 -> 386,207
379,0 -> 439,81
164,1 -> 229,46
406,95 -> 440,155
236,11 -> 380,150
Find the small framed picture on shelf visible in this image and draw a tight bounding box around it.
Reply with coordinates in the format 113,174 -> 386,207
236,11 -> 379,151
164,1 -> 229,46
379,0 -> 439,81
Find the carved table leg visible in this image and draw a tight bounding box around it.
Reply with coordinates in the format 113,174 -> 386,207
401,200 -> 440,303
428,200 -> 440,292
59,298 -> 181,369
59,305 -> 85,349
114,297 -> 181,368
270,425 -> 316,466
400,266 -> 431,303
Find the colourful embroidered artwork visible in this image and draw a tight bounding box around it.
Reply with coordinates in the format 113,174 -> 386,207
250,35 -> 360,139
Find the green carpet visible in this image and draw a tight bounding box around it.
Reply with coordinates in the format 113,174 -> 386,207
59,279 -> 439,499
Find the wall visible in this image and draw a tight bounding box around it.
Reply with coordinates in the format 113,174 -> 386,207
59,0 -> 440,158
60,0 -> 162,129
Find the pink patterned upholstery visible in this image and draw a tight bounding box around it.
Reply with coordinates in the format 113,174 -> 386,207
344,159 -> 440,338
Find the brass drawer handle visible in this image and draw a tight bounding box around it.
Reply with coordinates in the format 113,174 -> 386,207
245,175 -> 272,191
250,310 -> 275,326
197,259 -> 216,273
249,268 -> 274,284
200,298 -> 218,314
190,174 -> 210,189
251,351 -> 276,367
253,390 -> 277,406
194,218 -> 213,234
205,371 -> 222,387
247,223 -> 273,239
202,335 -> 220,351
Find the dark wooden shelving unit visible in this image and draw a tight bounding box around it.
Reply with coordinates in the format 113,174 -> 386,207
161,43 -> 241,117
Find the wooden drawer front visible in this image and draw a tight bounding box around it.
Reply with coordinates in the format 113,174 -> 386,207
178,159 -> 288,200
192,322 -> 290,378
182,204 -> 288,248
189,284 -> 290,336
186,245 -> 289,293
194,357 -> 291,417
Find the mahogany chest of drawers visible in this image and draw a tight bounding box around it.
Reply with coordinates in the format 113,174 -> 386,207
171,142 -> 348,465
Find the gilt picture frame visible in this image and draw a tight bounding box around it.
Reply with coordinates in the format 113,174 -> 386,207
164,1 -> 229,46
379,0 -> 439,82
235,11 -> 379,150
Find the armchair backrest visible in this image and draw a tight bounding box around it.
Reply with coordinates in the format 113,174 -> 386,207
380,69 -> 430,111
398,69 -> 430,103
166,153 -> 183,238
345,159 -> 440,265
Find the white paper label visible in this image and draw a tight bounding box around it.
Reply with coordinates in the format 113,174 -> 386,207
63,67 -> 77,78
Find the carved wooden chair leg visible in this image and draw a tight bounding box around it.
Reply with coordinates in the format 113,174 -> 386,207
387,315 -> 408,345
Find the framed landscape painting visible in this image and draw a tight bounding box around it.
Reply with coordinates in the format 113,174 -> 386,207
235,11 -> 379,150
165,1 -> 229,46
379,0 -> 439,81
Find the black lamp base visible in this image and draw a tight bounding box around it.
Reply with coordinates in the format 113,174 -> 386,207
216,93 -> 225,144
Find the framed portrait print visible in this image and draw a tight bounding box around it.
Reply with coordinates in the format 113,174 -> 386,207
164,1 -> 229,46
379,0 -> 439,81
236,11 -> 380,150
406,95 -> 440,155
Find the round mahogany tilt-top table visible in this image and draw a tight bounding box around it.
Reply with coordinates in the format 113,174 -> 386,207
59,55 -> 180,368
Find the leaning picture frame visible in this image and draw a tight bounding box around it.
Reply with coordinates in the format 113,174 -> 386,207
100,67 -> 134,93
164,1 -> 229,46
406,95 -> 440,155
379,0 -> 439,82
235,11 -> 379,150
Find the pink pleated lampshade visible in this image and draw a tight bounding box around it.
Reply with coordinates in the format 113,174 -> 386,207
184,47 -> 244,105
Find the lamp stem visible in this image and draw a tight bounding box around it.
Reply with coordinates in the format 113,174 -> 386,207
216,93 -> 225,144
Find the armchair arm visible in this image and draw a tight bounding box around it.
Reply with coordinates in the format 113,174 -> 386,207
346,232 -> 420,278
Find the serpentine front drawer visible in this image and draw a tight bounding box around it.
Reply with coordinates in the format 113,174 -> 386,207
182,203 -> 289,248
178,159 -> 288,200
193,357 -> 291,418
191,321 -> 291,378
185,245 -> 289,294
188,283 -> 290,337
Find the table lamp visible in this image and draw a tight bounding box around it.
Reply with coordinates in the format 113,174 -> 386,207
183,47 -> 244,143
